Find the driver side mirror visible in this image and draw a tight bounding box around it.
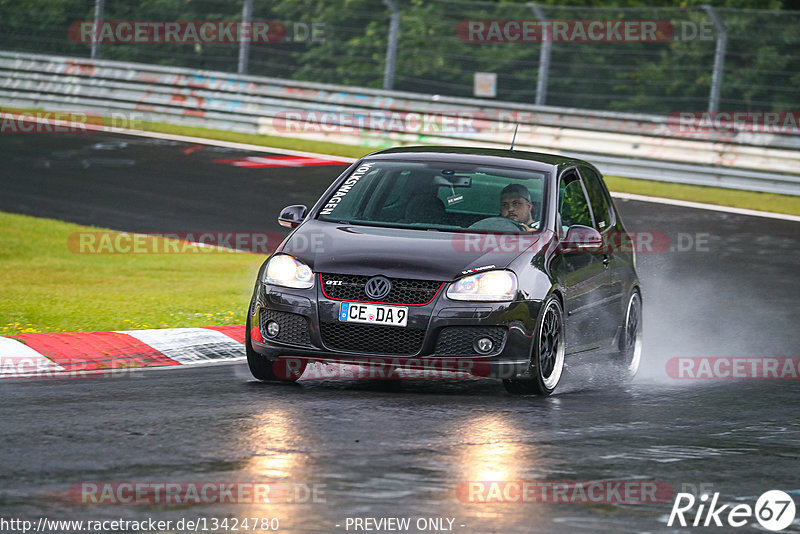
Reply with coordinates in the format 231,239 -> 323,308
561,225 -> 602,252
278,204 -> 308,229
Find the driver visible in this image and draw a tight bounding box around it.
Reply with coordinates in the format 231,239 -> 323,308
500,183 -> 539,231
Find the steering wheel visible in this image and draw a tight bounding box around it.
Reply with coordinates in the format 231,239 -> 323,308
467,216 -> 527,232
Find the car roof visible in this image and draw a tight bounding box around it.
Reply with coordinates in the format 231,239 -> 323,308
363,145 -> 590,173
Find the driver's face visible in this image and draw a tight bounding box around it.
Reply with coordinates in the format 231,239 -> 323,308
501,196 -> 533,224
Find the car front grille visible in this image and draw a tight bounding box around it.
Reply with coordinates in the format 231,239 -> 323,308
435,326 -> 507,355
319,322 -> 425,355
320,273 -> 443,305
260,309 -> 312,347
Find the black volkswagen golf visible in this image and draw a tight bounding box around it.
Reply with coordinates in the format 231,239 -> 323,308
246,146 -> 642,395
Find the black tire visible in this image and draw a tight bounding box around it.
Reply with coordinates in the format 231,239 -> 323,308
503,295 -> 566,396
246,315 -> 306,382
613,290 -> 642,379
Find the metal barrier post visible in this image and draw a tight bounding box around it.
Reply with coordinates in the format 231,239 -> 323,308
382,0 -> 400,90
529,3 -> 550,106
90,0 -> 104,59
238,0 -> 254,75
703,5 -> 727,114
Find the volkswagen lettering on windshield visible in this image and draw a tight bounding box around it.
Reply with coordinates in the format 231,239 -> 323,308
319,162 -> 375,216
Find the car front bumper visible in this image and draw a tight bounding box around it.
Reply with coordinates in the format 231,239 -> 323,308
249,281 -> 542,379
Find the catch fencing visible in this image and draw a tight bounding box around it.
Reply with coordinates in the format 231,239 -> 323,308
1,1 -> 798,114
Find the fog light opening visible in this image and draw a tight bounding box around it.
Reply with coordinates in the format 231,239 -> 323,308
266,320 -> 280,338
474,337 -> 494,354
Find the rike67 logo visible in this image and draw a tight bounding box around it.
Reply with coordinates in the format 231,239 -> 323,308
668,490 -> 796,531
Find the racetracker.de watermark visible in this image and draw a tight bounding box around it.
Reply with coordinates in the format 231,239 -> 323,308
1,112 -> 95,134
266,358 -> 492,381
68,230 -> 713,256
0,356 -> 139,380
668,111 -> 800,134
457,20 -> 674,42
0,111 -> 148,134
270,110 -> 494,135
66,231 -> 299,254
456,480 -> 674,503
666,357 -> 800,380
450,231 -> 711,254
68,21 -> 325,44
69,482 -> 325,504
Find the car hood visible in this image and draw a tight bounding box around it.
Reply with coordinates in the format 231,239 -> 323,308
280,220 -> 543,281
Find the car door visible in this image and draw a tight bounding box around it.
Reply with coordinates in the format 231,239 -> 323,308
577,165 -> 621,346
553,168 -> 611,353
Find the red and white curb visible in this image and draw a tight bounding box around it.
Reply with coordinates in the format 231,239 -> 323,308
0,326 -> 245,379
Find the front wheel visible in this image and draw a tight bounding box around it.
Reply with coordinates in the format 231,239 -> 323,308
503,296 -> 566,396
246,315 -> 306,382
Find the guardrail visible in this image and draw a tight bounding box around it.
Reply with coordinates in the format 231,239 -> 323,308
2,50 -> 799,195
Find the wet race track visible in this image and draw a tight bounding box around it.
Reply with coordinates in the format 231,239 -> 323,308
1,132 -> 799,533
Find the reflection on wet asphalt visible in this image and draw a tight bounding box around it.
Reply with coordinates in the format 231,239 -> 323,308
1,133 -> 799,532
2,366 -> 798,533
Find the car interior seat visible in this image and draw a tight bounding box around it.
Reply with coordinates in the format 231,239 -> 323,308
404,173 -> 445,224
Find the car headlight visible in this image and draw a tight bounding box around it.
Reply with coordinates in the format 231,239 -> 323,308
263,254 -> 314,289
446,270 -> 517,301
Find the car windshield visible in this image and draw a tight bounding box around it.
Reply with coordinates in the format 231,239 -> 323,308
316,160 -> 548,233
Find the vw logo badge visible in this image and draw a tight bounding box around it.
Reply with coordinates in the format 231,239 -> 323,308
364,276 -> 392,300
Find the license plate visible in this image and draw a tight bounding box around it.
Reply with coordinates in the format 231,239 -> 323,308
339,302 -> 408,327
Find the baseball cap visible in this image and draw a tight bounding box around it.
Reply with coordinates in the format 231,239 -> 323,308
501,183 -> 531,202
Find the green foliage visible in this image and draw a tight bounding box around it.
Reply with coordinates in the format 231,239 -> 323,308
1,0 -> 798,112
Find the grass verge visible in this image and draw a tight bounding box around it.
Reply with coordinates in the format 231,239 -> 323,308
0,211 -> 264,335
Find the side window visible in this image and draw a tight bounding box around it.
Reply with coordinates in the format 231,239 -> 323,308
580,167 -> 611,231
559,172 -> 593,231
